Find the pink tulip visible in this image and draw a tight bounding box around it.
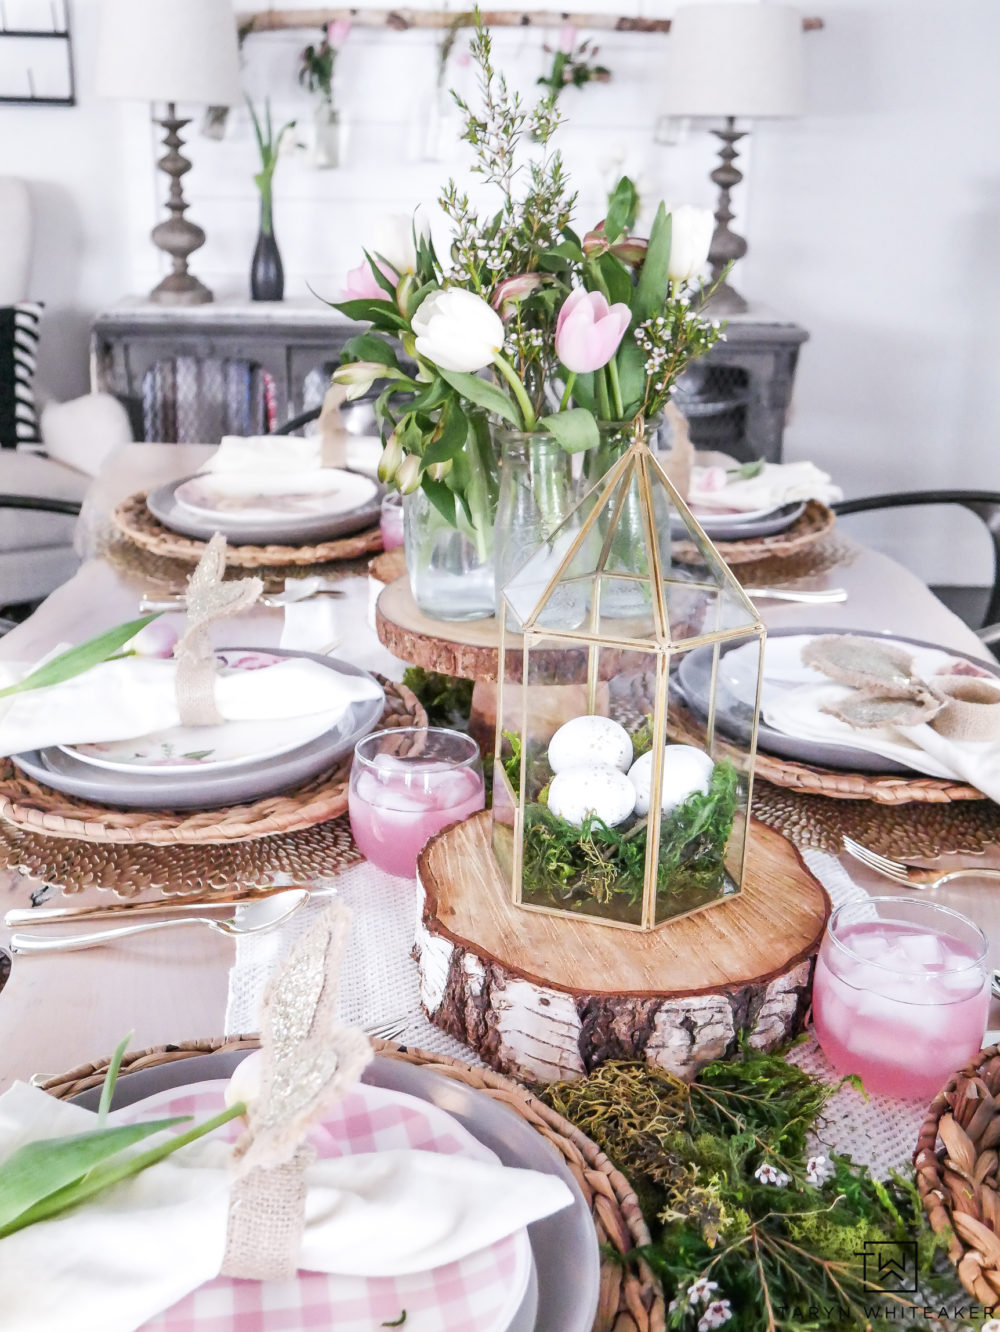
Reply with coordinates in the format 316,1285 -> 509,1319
341,258 -> 394,302
327,19 -> 351,47
557,24 -> 577,54
490,273 -> 543,316
555,287 -> 631,375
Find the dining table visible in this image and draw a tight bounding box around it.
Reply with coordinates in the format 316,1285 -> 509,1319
1,439 -> 999,1171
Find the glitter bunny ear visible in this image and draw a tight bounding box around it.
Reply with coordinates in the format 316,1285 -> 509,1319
221,901 -> 373,1281
173,534 -> 263,726
233,900 -> 372,1176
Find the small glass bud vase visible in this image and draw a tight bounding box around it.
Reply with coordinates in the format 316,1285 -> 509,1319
491,430 -> 765,931
313,99 -> 343,169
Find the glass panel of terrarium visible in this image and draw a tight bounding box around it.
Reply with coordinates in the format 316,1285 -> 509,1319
501,518 -> 594,633
672,625 -> 765,762
515,634 -> 645,927
589,575 -> 659,642
659,579 -> 762,648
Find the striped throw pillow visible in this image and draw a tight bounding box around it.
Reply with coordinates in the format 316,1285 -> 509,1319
0,301 -> 43,451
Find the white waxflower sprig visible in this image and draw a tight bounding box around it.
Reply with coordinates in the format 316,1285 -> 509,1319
806,1154 -> 834,1186
754,1162 -> 791,1187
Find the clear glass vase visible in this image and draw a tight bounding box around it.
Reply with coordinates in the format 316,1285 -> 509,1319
403,486 -> 495,622
313,99 -> 343,169
582,418 -> 672,618
493,429 -> 580,628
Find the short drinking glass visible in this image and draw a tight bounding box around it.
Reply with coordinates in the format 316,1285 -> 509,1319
348,727 -> 485,878
812,897 -> 990,1099
379,492 -> 404,552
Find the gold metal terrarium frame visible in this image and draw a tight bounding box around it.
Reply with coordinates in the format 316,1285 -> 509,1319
491,434 -> 767,932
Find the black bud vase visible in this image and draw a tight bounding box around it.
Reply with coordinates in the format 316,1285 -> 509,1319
251,197 -> 284,302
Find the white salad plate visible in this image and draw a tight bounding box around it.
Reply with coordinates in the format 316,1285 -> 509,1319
147,469 -> 382,545
673,499 -> 806,542
11,650 -> 384,810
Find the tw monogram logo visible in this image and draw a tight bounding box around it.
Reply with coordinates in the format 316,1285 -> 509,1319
854,1240 -> 919,1293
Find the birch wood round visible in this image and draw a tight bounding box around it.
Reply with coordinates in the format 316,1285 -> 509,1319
41,1035 -> 666,1332
113,492 -> 383,568
415,811 -> 829,1085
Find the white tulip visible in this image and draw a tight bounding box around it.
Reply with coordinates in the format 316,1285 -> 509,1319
372,211 -> 430,277
411,288 -> 505,374
666,205 -> 714,284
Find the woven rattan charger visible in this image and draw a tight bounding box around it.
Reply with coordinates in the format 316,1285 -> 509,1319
113,491 -> 383,569
0,678 -> 423,847
41,1035 -> 666,1332
672,498 -> 835,566
916,1044 -> 1000,1305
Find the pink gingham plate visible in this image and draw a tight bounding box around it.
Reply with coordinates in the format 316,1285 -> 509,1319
125,1081 -> 532,1332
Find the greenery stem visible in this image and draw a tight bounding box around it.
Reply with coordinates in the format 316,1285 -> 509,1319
596,367 -> 611,420
559,372 -> 577,412
493,353 -> 536,429
606,356 -> 625,418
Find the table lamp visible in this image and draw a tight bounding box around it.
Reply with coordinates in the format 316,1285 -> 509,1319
661,3 -> 805,314
97,0 -> 243,306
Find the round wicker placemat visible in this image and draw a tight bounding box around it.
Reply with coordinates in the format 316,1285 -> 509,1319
0,814 -> 362,897
0,678 -> 425,847
41,1035 -> 666,1332
752,779 -> 1000,859
113,492 -> 384,569
103,535 -> 374,594
915,1044 -> 1000,1304
673,499 -> 836,567
667,700 -> 983,805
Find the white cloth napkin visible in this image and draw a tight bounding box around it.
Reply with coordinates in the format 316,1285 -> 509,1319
199,435 -> 323,475
0,653 -> 382,757
688,460 -> 842,513
733,635 -> 1000,800
0,1082 -> 572,1332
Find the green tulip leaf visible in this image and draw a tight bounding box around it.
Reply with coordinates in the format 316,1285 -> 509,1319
437,371 -> 522,427
616,340 -> 648,416
422,401 -> 469,467
0,1118 -> 191,1231
0,615 -> 161,702
339,332 -> 400,370
604,176 -> 639,245
420,477 -> 458,529
597,253 -> 634,309
634,204 -> 672,326
406,378 -> 450,415
362,250 -> 400,300
97,1032 -> 132,1127
331,299 -> 408,331
539,409 -> 600,454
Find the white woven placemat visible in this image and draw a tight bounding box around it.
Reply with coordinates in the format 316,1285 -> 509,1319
224,849 -> 936,1176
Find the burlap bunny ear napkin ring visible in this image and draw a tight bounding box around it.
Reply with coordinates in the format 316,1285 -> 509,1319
802,634 -> 1000,740
173,533 -> 263,726
221,900 -> 373,1281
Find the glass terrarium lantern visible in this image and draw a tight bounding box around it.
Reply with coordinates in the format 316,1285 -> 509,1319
491,432 -> 766,931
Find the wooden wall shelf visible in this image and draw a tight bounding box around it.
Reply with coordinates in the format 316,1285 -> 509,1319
239,7 -> 823,36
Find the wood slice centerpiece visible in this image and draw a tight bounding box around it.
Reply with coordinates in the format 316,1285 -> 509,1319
415,810 -> 830,1084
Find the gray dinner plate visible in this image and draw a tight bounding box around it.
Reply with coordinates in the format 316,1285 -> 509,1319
147,472 -> 383,546
72,1051 -> 599,1332
676,626 -> 1000,776
671,499 -> 806,542
10,650 -> 384,810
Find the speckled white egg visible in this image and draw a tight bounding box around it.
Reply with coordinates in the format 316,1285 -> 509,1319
548,716 -> 633,775
548,763 -> 637,828
627,745 -> 715,816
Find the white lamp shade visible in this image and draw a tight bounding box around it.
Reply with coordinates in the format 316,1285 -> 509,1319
97,0 -> 244,106
661,4 -> 805,119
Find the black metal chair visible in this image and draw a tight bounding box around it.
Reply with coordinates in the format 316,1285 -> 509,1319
832,490 -> 1000,643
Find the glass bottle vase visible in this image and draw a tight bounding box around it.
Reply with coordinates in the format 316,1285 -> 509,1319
403,486 -> 495,622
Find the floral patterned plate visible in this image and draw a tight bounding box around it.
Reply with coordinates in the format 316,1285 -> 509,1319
58,651 -> 351,775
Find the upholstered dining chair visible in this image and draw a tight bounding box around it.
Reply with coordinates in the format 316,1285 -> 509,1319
0,177 -> 132,609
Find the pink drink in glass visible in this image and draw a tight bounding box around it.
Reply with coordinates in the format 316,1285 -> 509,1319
812,898 -> 990,1099
379,493 -> 404,551
349,727 -> 485,877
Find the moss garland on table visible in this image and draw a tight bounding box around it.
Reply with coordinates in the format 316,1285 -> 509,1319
543,1050 -> 962,1332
